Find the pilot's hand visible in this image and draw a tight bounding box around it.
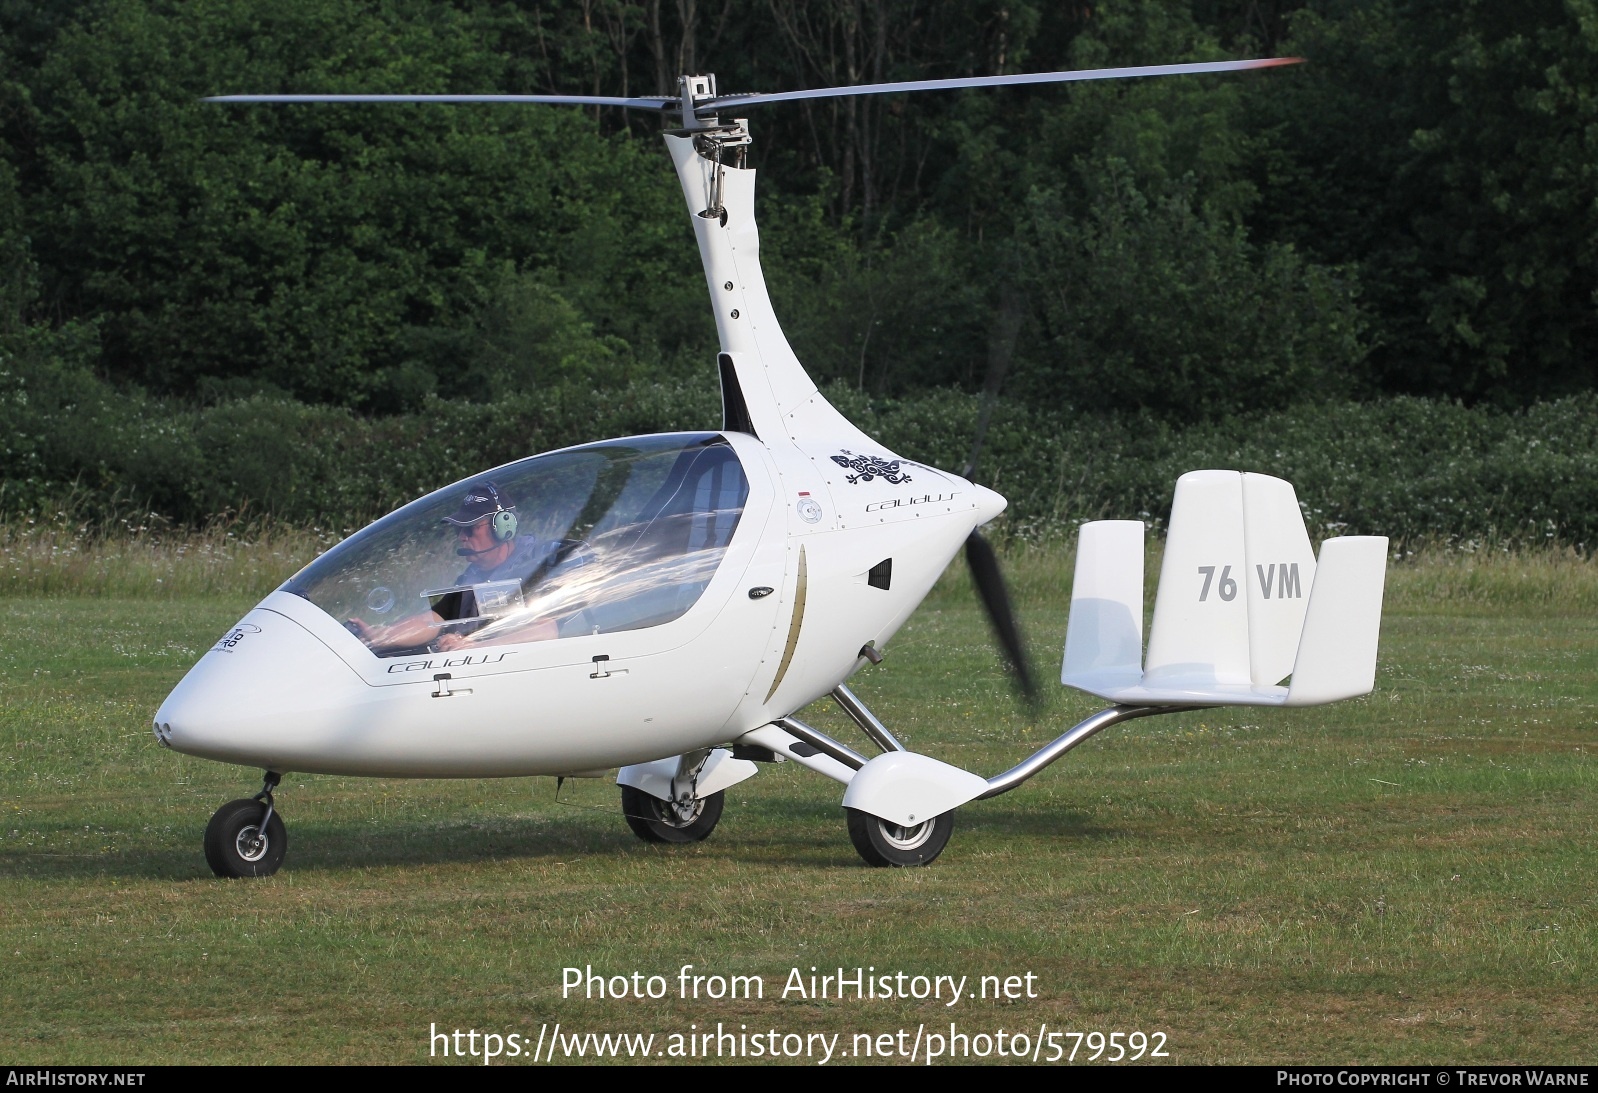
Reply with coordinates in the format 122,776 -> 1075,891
346,618 -> 375,641
435,632 -> 470,651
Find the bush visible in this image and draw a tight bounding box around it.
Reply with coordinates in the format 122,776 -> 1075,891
3,323 -> 1595,550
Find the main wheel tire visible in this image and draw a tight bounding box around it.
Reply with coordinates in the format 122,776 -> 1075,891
620,785 -> 724,844
203,798 -> 288,878
846,807 -> 954,867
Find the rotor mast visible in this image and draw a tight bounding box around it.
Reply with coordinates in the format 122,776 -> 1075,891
663,85 -> 873,450
673,74 -> 723,131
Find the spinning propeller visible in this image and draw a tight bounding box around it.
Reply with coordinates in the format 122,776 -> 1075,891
961,280 -> 1032,708
965,529 -> 1039,709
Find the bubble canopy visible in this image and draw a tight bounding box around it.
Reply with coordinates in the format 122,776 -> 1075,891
282,434 -> 750,658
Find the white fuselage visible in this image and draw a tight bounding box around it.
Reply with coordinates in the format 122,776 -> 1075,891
153,128 -> 1006,778
155,433 -> 1000,776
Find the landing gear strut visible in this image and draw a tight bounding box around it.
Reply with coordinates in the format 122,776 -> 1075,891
204,771 -> 288,878
779,687 -> 958,867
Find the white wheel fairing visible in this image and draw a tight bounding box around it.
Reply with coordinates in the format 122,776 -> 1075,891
841,751 -> 990,828
616,749 -> 760,802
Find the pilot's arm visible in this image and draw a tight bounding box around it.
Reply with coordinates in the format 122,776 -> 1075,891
346,610 -> 450,652
426,539 -> 571,648
348,602 -> 559,653
346,580 -> 480,652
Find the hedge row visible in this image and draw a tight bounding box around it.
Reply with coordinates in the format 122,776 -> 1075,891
4,328 -> 1596,548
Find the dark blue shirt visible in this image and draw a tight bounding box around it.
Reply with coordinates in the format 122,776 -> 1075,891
433,536 -> 559,622
456,536 -> 559,586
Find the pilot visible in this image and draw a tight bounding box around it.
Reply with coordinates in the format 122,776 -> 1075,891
440,481 -> 558,594
349,481 -> 561,652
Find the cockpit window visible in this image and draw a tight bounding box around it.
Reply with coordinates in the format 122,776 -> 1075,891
283,434 -> 749,657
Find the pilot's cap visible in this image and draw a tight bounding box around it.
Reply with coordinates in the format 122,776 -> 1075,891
442,482 -> 509,526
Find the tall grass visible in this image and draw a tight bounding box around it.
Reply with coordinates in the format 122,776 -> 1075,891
9,512 -> 1596,613
1381,542 -> 1598,613
0,509 -> 327,600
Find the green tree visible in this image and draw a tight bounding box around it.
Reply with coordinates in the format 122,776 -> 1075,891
0,157 -> 36,337
1248,0 -> 1598,402
1019,159 -> 1365,419
12,0 -> 706,409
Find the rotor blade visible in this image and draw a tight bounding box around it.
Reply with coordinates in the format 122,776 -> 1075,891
203,94 -> 675,110
964,530 -> 1039,709
703,57 -> 1300,111
206,58 -> 1298,113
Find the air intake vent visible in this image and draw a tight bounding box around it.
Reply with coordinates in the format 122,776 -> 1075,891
868,558 -> 892,590
718,354 -> 757,437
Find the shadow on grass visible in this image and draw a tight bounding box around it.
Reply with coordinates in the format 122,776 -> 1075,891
0,789 -> 1128,881
958,805 -> 1116,840
721,796 -> 1126,866
1,811 -> 645,881
0,800 -> 877,880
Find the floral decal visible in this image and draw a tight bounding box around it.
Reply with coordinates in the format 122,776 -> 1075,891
830,450 -> 912,485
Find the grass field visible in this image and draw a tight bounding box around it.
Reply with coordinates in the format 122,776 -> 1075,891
1,536 -> 1595,1065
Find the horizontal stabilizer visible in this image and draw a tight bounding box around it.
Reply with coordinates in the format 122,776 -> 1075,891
1066,677 -> 1293,707
1061,471 -> 1387,710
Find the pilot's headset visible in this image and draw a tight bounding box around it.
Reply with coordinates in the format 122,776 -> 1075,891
482,483 -> 518,542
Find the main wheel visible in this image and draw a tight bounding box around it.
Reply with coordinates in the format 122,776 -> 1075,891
846,807 -> 954,867
203,798 -> 288,878
620,785 -> 724,844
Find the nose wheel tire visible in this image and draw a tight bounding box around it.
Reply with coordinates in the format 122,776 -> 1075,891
846,807 -> 954,867
204,798 -> 288,878
621,785 -> 724,844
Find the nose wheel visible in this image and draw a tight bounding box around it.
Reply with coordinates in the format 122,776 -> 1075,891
204,772 -> 288,877
846,807 -> 954,867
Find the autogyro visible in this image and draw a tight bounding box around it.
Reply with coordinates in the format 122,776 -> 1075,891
157,57 -> 1388,875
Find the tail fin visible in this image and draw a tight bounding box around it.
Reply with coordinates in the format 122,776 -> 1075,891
1061,470 -> 1387,709
1240,472 -> 1317,686
1285,536 -> 1388,706
1061,520 -> 1145,694
1143,470 -> 1252,688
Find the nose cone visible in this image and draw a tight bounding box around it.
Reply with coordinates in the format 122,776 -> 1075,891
971,483 -> 1008,527
155,608 -> 366,770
